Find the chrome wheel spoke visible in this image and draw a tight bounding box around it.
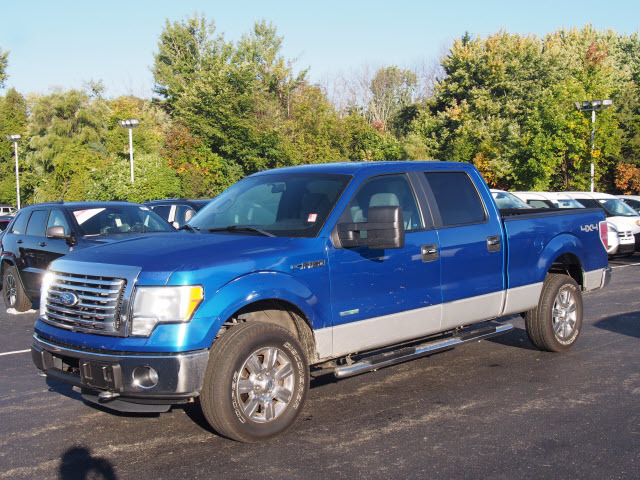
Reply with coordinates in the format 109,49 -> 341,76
264,347 -> 278,371
554,321 -> 564,334
237,378 -> 253,394
552,308 -> 563,318
245,354 -> 262,375
274,362 -> 293,381
273,386 -> 292,404
244,396 -> 260,418
263,401 -> 275,422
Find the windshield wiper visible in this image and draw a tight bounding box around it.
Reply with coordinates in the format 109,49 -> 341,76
208,225 -> 275,237
179,224 -> 200,232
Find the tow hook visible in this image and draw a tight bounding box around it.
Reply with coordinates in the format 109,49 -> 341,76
98,391 -> 120,402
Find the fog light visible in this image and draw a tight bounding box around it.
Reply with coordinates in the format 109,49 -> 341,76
132,366 -> 158,389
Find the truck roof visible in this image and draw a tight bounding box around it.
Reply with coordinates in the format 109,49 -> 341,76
251,161 -> 473,177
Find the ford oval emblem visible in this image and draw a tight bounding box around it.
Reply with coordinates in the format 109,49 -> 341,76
59,292 -> 79,307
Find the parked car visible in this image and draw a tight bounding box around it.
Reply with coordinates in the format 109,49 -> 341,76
32,161 -> 610,442
490,189 -> 532,210
0,201 -> 176,311
0,216 -> 12,232
511,191 -> 633,256
0,204 -> 16,216
564,192 -> 640,253
144,198 -> 212,228
617,195 -> 640,214
511,191 -> 585,209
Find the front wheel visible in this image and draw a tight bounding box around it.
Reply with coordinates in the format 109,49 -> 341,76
3,265 -> 32,312
200,322 -> 309,442
525,274 -> 583,352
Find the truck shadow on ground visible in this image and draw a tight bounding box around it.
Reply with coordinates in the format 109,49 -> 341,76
59,446 -> 117,480
485,324 -> 539,351
593,311 -> 640,339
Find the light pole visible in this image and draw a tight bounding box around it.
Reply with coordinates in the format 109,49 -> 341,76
574,99 -> 613,192
118,119 -> 139,183
6,134 -> 21,210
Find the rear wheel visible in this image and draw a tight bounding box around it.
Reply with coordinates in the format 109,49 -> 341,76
200,321 -> 309,442
525,274 -> 583,352
3,265 -> 31,312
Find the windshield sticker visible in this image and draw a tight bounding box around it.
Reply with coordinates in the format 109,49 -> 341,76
307,213 -> 318,223
73,208 -> 105,225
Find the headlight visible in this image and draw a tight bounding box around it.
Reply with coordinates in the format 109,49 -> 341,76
131,286 -> 204,336
40,271 -> 56,317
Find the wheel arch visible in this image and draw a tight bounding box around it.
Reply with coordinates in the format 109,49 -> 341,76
224,299 -> 318,364
548,252 -> 584,288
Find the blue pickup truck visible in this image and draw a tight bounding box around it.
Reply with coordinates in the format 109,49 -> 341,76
30,161 -> 611,442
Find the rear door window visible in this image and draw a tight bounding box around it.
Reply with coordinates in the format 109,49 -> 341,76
424,172 -> 486,226
25,210 -> 49,237
10,212 -> 29,234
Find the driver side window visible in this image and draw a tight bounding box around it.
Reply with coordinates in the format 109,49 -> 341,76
341,174 -> 423,231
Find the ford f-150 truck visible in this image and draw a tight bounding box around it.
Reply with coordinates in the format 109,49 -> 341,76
30,161 -> 611,442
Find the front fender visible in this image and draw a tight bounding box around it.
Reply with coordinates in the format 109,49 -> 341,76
194,270 -> 329,332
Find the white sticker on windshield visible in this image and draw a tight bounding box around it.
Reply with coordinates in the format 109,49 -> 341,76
73,208 -> 105,225
307,213 -> 318,223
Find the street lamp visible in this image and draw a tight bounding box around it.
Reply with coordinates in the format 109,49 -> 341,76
574,99 -> 613,192
6,134 -> 21,210
118,119 -> 139,183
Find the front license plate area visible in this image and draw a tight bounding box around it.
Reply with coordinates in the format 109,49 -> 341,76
79,361 -> 120,390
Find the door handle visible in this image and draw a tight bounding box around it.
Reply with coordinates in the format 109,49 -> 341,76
39,242 -> 47,247
421,244 -> 439,262
16,239 -> 23,244
487,236 -> 501,252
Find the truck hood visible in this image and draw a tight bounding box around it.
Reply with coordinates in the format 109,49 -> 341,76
60,232 -> 291,283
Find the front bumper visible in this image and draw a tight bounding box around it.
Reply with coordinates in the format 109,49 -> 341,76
31,334 -> 210,413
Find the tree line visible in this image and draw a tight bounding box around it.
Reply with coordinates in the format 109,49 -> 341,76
1,18 -> 639,207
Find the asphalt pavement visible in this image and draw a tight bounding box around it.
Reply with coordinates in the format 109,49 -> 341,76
0,257 -> 638,479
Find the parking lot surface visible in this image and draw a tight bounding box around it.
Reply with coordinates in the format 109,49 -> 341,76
0,258 -> 639,479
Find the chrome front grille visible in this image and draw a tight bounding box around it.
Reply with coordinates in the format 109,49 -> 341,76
618,231 -> 633,239
44,272 -> 126,334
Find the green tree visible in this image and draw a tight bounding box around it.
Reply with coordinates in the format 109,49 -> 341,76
86,153 -> 182,202
25,89 -> 109,202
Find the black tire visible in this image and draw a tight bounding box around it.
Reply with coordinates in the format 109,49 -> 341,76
200,321 -> 309,442
3,265 -> 32,312
525,274 -> 583,352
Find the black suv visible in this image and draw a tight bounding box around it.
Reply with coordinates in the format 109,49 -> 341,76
144,198 -> 212,227
0,201 -> 175,311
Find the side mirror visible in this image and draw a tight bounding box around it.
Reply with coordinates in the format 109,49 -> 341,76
46,226 -> 69,239
337,206 -> 405,250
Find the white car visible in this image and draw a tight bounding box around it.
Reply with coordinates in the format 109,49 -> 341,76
617,195 -> 640,214
511,191 -> 585,210
565,192 -> 640,255
512,191 -> 634,256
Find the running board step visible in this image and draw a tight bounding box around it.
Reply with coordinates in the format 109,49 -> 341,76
333,324 -> 514,379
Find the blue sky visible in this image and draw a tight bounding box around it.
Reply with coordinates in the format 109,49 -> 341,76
1,0 -> 638,98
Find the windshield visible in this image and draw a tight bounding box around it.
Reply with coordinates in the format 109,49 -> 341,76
598,199 -> 640,217
188,173 -> 351,237
73,205 -> 174,236
491,192 -> 531,209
